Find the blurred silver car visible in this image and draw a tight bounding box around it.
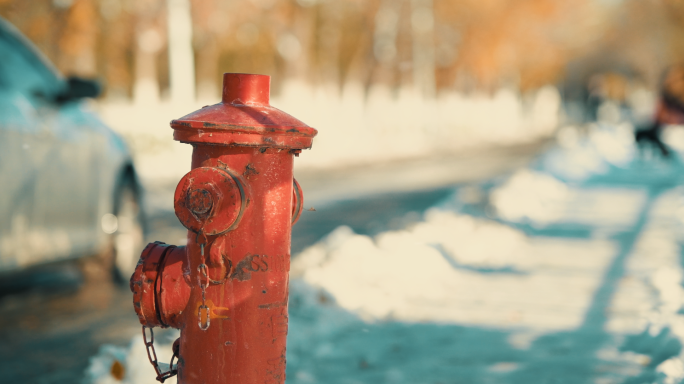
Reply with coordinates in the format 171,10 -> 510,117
0,17 -> 144,281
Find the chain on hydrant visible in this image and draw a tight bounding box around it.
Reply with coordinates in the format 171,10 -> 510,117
129,73 -> 317,384
196,233 -> 209,331
142,326 -> 179,382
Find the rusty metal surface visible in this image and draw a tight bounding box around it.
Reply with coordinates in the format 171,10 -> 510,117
132,73 -> 317,384
158,246 -> 192,328
180,146 -> 295,384
173,166 -> 246,236
131,242 -> 190,329
131,242 -> 166,327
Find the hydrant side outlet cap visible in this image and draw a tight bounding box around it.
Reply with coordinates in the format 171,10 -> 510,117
171,73 -> 318,149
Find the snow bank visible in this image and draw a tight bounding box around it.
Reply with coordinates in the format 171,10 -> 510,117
610,189 -> 684,384
284,123 -> 684,382
291,210 -> 530,322
291,210 -> 626,333
83,333 -> 178,384
542,123 -> 635,181
490,169 -> 572,224
487,167 -> 648,230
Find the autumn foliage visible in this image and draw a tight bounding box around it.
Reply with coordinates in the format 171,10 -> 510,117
1,0 -> 682,99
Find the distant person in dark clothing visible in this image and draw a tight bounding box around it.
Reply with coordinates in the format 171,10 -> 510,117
635,65 -> 684,158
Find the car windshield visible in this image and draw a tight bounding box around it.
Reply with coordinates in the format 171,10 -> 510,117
0,23 -> 62,99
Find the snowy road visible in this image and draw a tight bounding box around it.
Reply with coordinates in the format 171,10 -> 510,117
9,127 -> 684,384
80,126 -> 684,384
0,144 -> 542,384
284,126 -> 684,384
287,187 -> 664,384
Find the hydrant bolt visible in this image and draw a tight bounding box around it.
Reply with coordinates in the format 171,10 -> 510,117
187,188 -> 212,216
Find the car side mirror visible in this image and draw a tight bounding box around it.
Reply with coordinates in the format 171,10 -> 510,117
54,76 -> 101,104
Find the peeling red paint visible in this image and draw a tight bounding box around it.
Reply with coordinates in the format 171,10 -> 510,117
130,73 -> 316,384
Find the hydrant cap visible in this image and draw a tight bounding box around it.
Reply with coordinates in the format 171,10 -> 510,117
171,73 -> 318,149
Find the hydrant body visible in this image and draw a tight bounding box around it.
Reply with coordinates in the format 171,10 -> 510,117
131,74 -> 316,384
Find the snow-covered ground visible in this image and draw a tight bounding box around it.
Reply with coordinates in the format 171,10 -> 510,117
94,82 -> 559,188
85,121 -> 684,384
284,124 -> 684,384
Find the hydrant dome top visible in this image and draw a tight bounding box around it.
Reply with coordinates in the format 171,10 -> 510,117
171,73 -> 318,149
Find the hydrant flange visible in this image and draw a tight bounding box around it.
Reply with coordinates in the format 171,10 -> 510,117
170,73 -> 317,149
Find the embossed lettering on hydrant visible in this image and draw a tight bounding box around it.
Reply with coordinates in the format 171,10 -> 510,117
230,254 -> 289,281
265,352 -> 286,384
231,254 -> 269,281
271,309 -> 288,340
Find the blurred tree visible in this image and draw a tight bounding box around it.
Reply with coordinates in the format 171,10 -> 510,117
434,0 -> 602,93
132,0 -> 166,104
1,0 -> 682,101
96,0 -> 136,100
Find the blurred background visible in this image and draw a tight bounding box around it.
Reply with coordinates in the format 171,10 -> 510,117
4,0 -> 684,383
4,0 -> 684,176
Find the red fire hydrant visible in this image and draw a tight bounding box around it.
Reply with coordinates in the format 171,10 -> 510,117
130,73 -> 317,383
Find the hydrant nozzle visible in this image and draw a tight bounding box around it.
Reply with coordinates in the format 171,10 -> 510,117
131,73 -> 317,384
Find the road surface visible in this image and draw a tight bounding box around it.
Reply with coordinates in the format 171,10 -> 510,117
0,143 -> 544,384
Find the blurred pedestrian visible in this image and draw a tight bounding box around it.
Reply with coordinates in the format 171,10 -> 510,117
635,65 -> 684,158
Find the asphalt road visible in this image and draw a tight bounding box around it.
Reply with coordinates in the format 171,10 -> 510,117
0,143 -> 543,384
